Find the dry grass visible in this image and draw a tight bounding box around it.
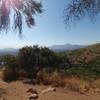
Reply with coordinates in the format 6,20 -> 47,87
37,71 -> 66,87
0,67 -> 4,79
37,71 -> 100,94
94,79 -> 100,89
65,77 -> 95,93
37,70 -> 91,92
0,71 -> 3,79
1,68 -> 100,94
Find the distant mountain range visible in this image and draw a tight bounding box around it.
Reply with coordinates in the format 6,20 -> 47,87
0,48 -> 18,56
49,44 -> 86,52
0,44 -> 87,56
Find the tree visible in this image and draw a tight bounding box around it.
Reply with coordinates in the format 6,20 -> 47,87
18,45 -> 42,78
3,55 -> 19,81
18,46 -> 62,78
64,0 -> 100,25
0,0 -> 42,34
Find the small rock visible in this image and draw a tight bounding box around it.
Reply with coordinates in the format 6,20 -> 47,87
95,88 -> 100,94
79,84 -> 90,92
27,88 -> 38,94
23,79 -> 33,84
51,88 -> 56,92
29,93 -> 38,100
41,87 -> 56,94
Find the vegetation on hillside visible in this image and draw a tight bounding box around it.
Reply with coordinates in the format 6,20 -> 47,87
2,43 -> 100,82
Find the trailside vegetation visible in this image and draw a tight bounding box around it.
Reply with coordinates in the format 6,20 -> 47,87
2,44 -> 100,82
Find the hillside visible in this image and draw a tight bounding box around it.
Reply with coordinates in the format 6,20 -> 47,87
0,43 -> 100,100
0,48 -> 18,56
64,43 -> 100,79
1,43 -> 100,81
67,43 -> 100,63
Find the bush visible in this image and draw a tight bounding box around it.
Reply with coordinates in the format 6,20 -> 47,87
3,66 -> 19,82
65,66 -> 98,80
18,46 -> 66,78
3,55 -> 19,82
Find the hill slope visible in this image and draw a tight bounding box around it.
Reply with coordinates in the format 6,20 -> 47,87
63,43 -> 100,79
68,43 -> 100,62
0,48 -> 18,56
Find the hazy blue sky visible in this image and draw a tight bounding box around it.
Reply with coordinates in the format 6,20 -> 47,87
0,0 -> 100,48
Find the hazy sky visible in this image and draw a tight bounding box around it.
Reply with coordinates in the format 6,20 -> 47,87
0,0 -> 100,48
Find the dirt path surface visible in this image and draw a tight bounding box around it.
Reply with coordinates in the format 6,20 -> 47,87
0,79 -> 100,100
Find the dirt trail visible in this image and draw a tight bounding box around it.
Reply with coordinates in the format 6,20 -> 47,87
0,79 -> 100,100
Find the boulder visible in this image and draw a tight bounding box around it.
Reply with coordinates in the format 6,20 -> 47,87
27,88 -> 38,94
41,87 -> 56,94
29,93 -> 38,100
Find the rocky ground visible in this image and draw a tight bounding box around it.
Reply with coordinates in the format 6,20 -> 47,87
0,69 -> 100,100
0,79 -> 100,100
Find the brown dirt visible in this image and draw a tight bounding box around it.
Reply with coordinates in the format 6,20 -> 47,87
0,79 -> 100,100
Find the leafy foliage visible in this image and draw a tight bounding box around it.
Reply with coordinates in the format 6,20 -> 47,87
64,0 -> 100,25
3,55 -> 19,81
18,45 -> 69,78
0,0 -> 42,34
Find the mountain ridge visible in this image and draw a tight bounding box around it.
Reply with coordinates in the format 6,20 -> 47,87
49,43 -> 86,51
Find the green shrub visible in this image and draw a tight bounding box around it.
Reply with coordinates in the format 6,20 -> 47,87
3,55 -> 19,81
3,66 -> 19,82
65,66 -> 99,80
